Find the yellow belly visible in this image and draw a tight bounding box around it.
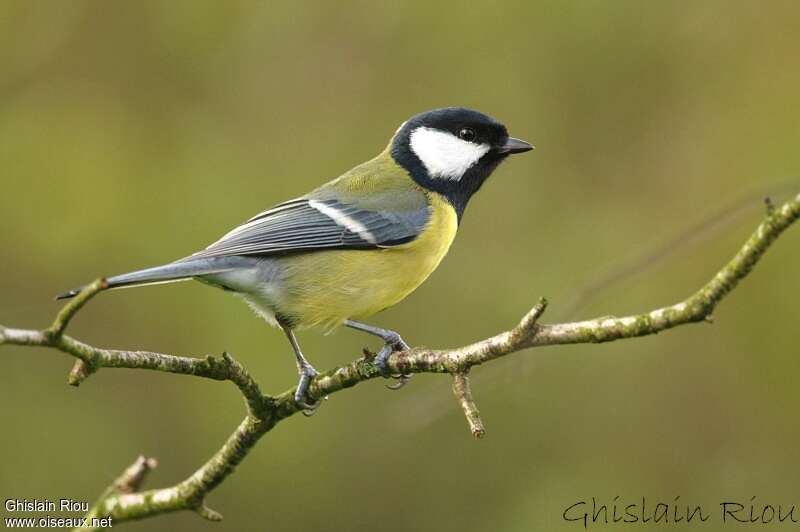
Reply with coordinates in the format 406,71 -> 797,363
274,193 -> 458,330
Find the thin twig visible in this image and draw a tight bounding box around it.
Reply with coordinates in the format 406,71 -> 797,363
452,373 -> 485,438
77,455 -> 158,531
47,279 -> 107,340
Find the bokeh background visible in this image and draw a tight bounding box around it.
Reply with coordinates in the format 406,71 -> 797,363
2,1 -> 800,531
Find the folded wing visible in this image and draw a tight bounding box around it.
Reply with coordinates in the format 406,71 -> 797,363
185,196 -> 430,260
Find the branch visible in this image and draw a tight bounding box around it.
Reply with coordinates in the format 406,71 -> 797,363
452,373 -> 485,438
2,192 -> 798,529
80,455 -> 159,529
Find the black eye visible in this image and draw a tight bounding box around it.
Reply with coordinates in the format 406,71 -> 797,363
458,127 -> 476,142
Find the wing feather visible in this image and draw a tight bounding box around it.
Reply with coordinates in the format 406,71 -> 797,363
185,197 -> 430,260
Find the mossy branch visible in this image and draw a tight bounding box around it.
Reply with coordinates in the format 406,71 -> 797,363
1,192 -> 798,530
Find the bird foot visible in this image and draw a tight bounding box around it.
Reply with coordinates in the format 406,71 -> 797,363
294,364 -> 322,414
374,333 -> 412,390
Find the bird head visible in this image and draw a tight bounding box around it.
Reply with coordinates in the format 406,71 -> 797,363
391,107 -> 533,219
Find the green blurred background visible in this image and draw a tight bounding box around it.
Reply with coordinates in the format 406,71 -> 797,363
2,1 -> 800,531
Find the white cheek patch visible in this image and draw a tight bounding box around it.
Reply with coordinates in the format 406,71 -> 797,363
409,127 -> 491,180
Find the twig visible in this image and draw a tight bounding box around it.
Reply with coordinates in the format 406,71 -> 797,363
2,191 -> 798,529
77,456 -> 158,531
452,373 -> 485,438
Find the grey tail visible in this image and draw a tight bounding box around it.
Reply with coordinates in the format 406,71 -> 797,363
55,259 -> 235,300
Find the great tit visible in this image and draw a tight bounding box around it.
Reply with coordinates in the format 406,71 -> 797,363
59,107 -> 533,411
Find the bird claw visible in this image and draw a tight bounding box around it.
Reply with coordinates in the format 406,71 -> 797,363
385,374 -> 411,390
375,337 -> 412,389
300,402 -> 320,416
294,364 -> 321,413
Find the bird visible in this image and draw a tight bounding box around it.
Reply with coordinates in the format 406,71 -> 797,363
58,107 -> 533,412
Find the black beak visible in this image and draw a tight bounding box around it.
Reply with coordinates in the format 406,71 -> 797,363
496,137 -> 534,154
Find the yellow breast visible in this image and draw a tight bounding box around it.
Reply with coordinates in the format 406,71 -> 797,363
274,192 -> 458,330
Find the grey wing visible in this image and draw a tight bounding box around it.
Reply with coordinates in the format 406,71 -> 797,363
184,197 -> 430,260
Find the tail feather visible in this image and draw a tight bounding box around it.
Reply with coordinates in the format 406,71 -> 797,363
56,260 -> 235,300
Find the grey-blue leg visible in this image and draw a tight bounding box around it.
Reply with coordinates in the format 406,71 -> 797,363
282,327 -> 321,414
344,320 -> 411,389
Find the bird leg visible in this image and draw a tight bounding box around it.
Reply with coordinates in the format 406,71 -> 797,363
344,320 -> 411,389
282,327 -> 322,414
